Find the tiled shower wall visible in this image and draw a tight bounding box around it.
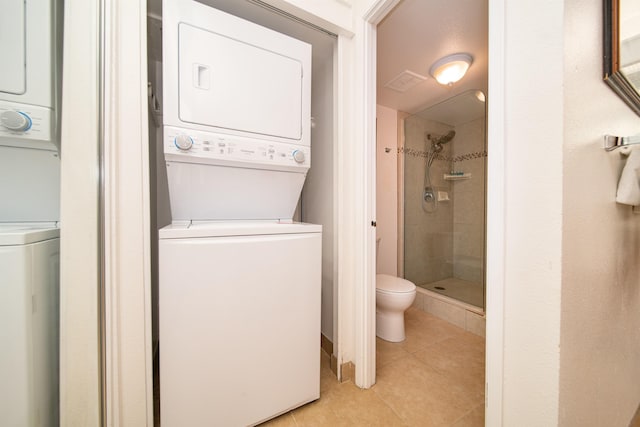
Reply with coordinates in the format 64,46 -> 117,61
402,116 -> 486,287
403,117 -> 454,286
451,118 -> 486,283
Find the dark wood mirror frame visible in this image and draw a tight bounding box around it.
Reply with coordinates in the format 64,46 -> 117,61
604,0 -> 640,116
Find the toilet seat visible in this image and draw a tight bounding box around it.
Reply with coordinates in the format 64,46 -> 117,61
376,274 -> 416,293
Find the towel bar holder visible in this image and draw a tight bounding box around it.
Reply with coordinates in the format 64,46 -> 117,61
604,133 -> 640,151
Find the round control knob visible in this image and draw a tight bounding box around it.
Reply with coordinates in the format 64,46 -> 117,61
292,149 -> 305,164
0,110 -> 32,132
174,134 -> 193,151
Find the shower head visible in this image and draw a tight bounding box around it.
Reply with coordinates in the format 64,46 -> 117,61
428,130 -> 456,146
426,130 -> 456,167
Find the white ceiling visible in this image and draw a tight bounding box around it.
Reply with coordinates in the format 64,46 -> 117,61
377,0 -> 488,114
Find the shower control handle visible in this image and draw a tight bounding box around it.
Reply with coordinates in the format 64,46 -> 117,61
424,189 -> 435,202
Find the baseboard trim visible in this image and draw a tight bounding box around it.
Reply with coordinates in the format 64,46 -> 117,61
330,354 -> 338,376
320,334 -> 355,383
339,361 -> 356,383
321,333 -> 333,356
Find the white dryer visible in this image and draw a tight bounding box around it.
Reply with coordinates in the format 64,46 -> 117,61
159,1 -> 321,426
0,0 -> 63,152
162,0 -> 311,221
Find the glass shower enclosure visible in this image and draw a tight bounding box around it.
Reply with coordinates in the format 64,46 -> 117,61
401,90 -> 487,309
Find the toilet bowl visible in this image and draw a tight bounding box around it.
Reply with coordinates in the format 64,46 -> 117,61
376,274 -> 416,342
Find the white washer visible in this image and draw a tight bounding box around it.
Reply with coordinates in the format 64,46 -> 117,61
0,224 -> 59,427
159,221 -> 321,426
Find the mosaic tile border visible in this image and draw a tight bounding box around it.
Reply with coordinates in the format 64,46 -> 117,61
398,146 -> 443,160
452,150 -> 488,163
398,146 -> 487,163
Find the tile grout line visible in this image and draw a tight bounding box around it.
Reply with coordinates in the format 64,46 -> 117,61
369,383 -> 413,427
448,400 -> 484,426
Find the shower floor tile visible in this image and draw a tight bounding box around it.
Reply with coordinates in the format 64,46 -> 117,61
420,277 -> 484,308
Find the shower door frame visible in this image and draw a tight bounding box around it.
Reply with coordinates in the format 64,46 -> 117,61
398,97 -> 487,310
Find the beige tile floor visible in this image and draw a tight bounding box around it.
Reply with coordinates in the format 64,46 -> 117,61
262,308 -> 485,427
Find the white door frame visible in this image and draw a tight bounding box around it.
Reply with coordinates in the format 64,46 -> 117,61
485,0 -> 506,424
356,0 -> 404,389
59,0 -> 103,425
102,0 -> 154,425
97,0 -> 507,424
358,0 -> 506,423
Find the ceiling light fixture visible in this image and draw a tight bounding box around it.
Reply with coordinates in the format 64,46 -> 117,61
429,53 -> 473,86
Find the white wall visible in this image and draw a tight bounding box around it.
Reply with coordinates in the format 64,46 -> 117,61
492,0 -> 640,425
559,0 -> 640,425
375,104 -> 397,276
491,0 -> 564,424
302,36 -> 336,342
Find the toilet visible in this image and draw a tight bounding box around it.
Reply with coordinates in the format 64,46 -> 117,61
376,274 -> 416,342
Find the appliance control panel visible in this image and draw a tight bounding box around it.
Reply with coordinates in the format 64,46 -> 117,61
0,101 -> 55,150
164,126 -> 310,170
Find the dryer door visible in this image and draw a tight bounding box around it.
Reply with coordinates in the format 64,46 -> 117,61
0,0 -> 26,95
178,23 -> 303,142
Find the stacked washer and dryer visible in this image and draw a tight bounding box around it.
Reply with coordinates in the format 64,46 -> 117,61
159,1 -> 322,425
0,0 -> 62,426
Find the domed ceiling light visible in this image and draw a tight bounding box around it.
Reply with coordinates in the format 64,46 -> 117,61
429,53 -> 473,86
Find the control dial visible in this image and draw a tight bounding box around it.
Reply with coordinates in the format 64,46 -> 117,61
0,110 -> 32,132
292,149 -> 305,164
174,134 -> 194,151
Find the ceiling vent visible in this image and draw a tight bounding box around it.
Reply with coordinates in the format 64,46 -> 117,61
384,70 -> 427,92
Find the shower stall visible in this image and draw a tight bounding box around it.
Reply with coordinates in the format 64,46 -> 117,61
400,90 -> 487,309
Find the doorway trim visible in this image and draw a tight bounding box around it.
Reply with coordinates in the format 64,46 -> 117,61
59,0 -> 103,425
484,0 -> 506,423
358,0 -> 404,389
360,0 -> 506,423
101,0 -> 154,425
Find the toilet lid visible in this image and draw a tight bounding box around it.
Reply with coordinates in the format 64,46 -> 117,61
376,274 -> 416,293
